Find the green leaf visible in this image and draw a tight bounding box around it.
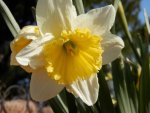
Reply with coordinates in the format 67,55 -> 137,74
114,0 -> 120,10
0,0 -> 20,37
65,90 -> 77,113
124,60 -> 138,113
97,69 -> 116,113
76,99 -> 88,113
49,95 -> 68,113
118,2 -> 142,65
73,0 -> 85,15
112,57 -> 137,113
144,9 -> 150,34
76,99 -> 99,113
139,28 -> 150,113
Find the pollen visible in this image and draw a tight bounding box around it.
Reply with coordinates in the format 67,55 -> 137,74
43,28 -> 103,85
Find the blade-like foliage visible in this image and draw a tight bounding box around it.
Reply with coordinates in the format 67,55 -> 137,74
139,28 -> 150,113
112,58 -> 136,113
0,0 -> 20,37
144,9 -> 150,34
98,69 -> 116,113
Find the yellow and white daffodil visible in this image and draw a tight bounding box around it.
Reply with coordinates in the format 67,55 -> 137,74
10,0 -> 124,106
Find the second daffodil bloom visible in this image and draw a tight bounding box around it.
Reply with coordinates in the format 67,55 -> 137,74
11,0 -> 124,106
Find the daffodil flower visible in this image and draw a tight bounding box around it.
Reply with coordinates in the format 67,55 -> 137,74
10,0 -> 124,106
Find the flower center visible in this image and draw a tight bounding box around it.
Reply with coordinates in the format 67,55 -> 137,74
63,40 -> 78,56
43,28 -> 103,84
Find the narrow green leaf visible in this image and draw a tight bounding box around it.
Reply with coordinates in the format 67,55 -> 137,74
57,95 -> 69,112
114,0 -> 120,10
83,102 -> 99,113
139,29 -> 150,113
65,90 -> 77,113
97,69 -> 116,113
118,2 -> 142,65
112,57 -> 134,113
73,0 -> 84,15
76,99 -> 87,113
124,60 -> 138,113
49,96 -> 68,113
137,34 -> 144,56
0,0 -> 20,37
144,9 -> 150,34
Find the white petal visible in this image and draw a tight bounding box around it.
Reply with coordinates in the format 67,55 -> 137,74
102,33 -> 124,65
10,26 -> 40,66
73,5 -> 116,35
36,0 -> 77,36
30,70 -> 64,101
18,26 -> 40,40
67,75 -> 99,106
16,34 -> 53,68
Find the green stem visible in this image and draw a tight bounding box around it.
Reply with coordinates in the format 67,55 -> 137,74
73,0 -> 84,14
118,2 -> 142,65
144,9 -> 150,34
98,69 -> 116,113
0,0 -> 20,37
57,95 -> 69,113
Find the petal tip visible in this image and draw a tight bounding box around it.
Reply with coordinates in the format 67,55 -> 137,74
30,70 -> 64,102
108,4 -> 115,10
67,75 -> 99,106
16,56 -> 29,66
117,37 -> 125,49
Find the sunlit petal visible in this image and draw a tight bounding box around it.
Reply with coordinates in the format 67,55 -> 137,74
102,33 -> 124,65
66,75 -> 99,106
73,5 -> 116,35
16,34 -> 53,69
36,0 -> 77,36
30,70 -> 64,101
